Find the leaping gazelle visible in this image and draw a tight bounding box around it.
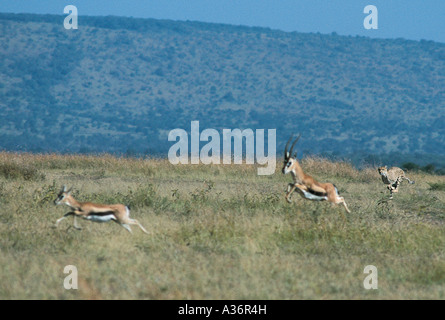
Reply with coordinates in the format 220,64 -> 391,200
53,186 -> 149,234
282,135 -> 351,213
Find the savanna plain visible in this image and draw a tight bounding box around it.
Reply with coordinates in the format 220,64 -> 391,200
0,153 -> 444,299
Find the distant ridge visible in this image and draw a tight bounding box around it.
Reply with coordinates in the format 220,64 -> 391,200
0,12 -> 444,168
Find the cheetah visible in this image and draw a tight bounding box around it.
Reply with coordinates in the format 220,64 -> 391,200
378,166 -> 415,198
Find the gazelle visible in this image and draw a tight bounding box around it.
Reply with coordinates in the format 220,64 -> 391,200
282,135 -> 351,213
53,186 -> 149,234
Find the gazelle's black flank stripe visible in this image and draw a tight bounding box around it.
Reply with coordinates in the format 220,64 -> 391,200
307,188 -> 328,197
86,210 -> 115,216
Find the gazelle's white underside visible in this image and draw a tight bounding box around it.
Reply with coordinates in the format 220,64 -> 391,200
294,185 -> 340,202
84,215 -> 116,223
297,188 -> 328,201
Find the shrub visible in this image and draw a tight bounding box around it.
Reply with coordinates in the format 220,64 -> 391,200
33,181 -> 59,205
0,162 -> 45,181
428,182 -> 445,191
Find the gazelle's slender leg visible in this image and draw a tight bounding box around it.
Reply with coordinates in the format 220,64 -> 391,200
286,186 -> 296,203
73,216 -> 82,230
339,198 -> 351,213
286,183 -> 303,202
55,212 -> 74,227
123,206 -> 149,234
286,184 -> 309,203
55,216 -> 66,227
130,219 -> 149,234
121,224 -> 133,234
285,183 -> 296,202
286,183 -> 293,193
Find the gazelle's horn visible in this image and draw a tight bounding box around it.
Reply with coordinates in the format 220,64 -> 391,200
284,135 -> 294,159
289,134 -> 301,158
62,185 -> 67,192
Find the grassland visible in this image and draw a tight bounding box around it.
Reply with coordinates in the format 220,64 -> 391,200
0,152 -> 444,300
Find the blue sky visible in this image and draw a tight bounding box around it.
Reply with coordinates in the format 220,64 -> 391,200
0,0 -> 444,43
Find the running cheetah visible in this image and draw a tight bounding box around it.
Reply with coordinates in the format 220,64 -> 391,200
378,166 -> 415,198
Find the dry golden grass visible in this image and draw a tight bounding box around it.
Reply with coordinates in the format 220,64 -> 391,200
0,152 -> 444,299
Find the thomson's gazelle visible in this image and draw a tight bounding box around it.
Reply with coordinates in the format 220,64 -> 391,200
54,186 -> 149,234
282,135 -> 351,213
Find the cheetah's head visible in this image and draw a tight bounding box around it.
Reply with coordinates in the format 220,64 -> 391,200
377,166 -> 388,176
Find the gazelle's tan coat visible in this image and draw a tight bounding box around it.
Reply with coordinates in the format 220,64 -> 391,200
54,186 -> 149,234
282,135 -> 350,213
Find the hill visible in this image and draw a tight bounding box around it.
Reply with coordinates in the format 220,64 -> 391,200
0,13 -> 444,167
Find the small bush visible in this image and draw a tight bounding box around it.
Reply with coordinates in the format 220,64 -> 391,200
429,182 -> 445,191
0,162 -> 45,181
33,181 -> 59,205
125,184 -> 157,209
402,162 -> 420,171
